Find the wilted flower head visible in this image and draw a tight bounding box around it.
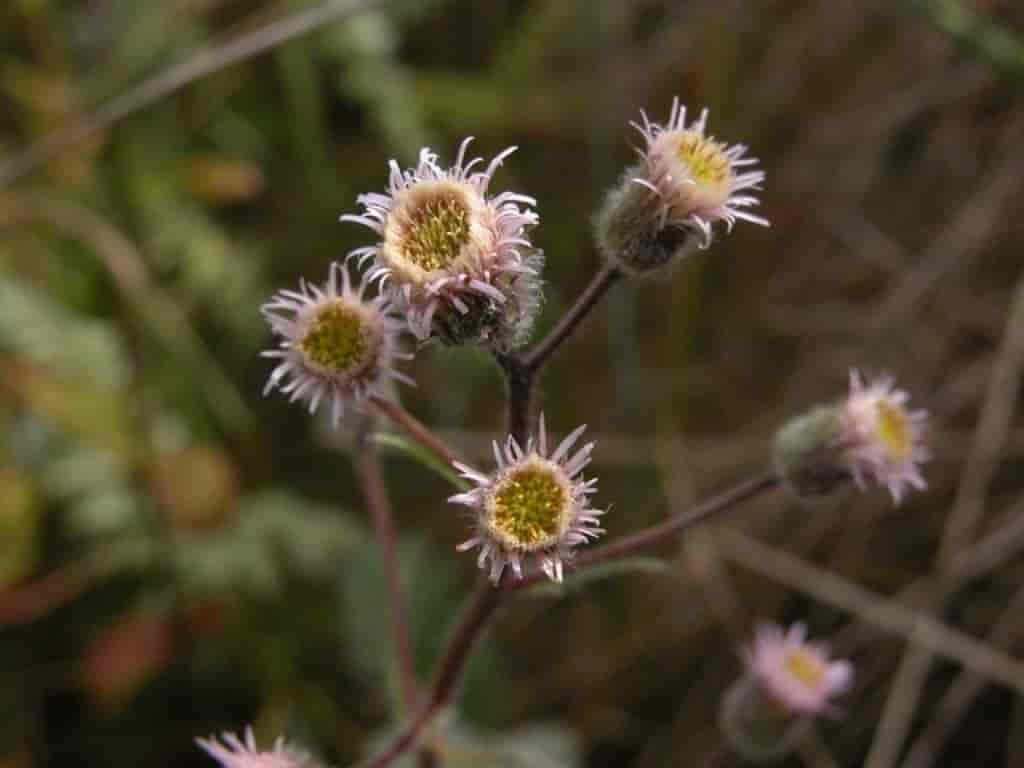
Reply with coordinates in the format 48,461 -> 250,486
196,727 -> 315,768
450,415 -> 604,583
261,263 -> 412,428
746,622 -> 852,716
596,98 -> 767,273
341,139 -> 541,349
838,370 -> 929,504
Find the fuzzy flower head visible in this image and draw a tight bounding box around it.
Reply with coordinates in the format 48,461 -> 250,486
196,727 -> 316,768
450,416 -> 604,583
838,370 -> 929,504
342,139 -> 541,348
746,623 -> 853,716
596,98 -> 767,273
261,263 -> 412,428
634,98 -> 767,243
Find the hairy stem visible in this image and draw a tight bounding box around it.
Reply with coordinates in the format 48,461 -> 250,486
370,395 -> 460,467
523,264 -> 621,372
363,580 -> 502,768
507,470 -> 780,591
357,427 -> 419,713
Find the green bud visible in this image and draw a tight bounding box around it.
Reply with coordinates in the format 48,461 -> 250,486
719,676 -> 810,763
772,405 -> 849,499
594,166 -> 697,274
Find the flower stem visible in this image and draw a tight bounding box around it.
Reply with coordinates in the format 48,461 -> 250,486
357,427 -> 419,714
363,579 -> 502,768
370,395 -> 460,467
522,264 -> 621,372
507,470 -> 780,591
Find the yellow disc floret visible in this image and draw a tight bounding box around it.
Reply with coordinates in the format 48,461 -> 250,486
300,302 -> 371,375
394,184 -> 473,273
674,130 -> 733,189
783,649 -> 826,689
489,462 -> 570,549
875,400 -> 912,460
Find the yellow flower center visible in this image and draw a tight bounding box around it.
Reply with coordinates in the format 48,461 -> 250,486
783,649 -> 826,688
400,189 -> 471,272
673,130 -> 732,189
490,464 -> 569,548
300,302 -> 371,374
875,400 -> 912,459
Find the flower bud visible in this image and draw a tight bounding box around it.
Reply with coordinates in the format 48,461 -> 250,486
719,675 -> 810,762
773,370 -> 929,504
720,623 -> 852,762
772,405 -> 847,500
596,98 -> 768,274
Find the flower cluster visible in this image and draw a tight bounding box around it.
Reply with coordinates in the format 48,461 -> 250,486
244,100 -> 936,767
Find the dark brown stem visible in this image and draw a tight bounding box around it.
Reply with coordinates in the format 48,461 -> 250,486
493,352 -> 534,447
357,428 -> 419,713
370,395 -> 460,467
506,470 -> 780,591
522,264 -> 621,372
363,580 -> 502,768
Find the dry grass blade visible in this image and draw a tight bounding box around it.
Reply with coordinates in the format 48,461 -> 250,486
717,531 -> 1024,697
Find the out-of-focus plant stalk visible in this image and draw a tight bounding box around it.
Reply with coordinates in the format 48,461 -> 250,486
357,426 -> 419,714
370,395 -> 461,467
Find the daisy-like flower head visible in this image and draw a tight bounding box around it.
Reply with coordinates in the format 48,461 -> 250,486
631,97 -> 768,247
838,369 -> 929,504
450,415 -> 604,584
196,727 -> 315,768
746,622 -> 853,716
261,262 -> 413,428
341,138 -> 540,347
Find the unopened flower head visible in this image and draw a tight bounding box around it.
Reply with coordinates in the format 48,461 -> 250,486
596,98 -> 767,273
196,727 -> 316,768
261,263 -> 413,428
341,139 -> 540,347
450,415 -> 603,583
746,622 -> 852,716
838,370 -> 929,504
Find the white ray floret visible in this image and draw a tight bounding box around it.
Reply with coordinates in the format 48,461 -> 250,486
838,369 -> 929,504
196,726 -> 315,768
